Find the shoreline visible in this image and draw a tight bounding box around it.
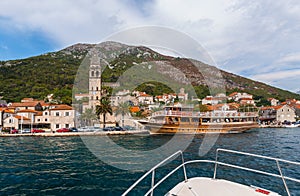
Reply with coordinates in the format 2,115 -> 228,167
0,130 -> 149,137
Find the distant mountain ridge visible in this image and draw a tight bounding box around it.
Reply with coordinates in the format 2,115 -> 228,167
0,41 -> 299,104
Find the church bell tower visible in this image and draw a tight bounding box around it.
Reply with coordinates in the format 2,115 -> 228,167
89,55 -> 102,109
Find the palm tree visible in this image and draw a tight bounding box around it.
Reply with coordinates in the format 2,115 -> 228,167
114,101 -> 130,127
96,96 -> 112,128
80,108 -> 98,126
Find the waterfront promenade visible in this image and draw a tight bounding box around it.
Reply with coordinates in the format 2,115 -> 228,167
0,130 -> 149,137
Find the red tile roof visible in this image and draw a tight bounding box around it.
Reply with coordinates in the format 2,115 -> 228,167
17,109 -> 38,113
3,109 -> 14,114
11,102 -> 41,107
261,105 -> 283,110
228,92 -> 238,97
14,115 -> 30,120
49,104 -> 73,110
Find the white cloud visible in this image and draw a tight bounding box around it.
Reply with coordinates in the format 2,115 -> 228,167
252,69 -> 300,82
0,0 -> 145,46
1,0 -> 300,91
277,53 -> 300,64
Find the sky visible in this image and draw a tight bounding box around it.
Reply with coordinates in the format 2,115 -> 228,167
0,0 -> 300,93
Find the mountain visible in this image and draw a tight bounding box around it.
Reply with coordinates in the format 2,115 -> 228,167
0,41 -> 299,105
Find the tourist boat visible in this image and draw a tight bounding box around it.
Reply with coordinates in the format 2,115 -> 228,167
122,148 -> 300,196
140,104 -> 259,134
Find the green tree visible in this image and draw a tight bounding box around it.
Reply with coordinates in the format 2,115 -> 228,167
80,108 -> 98,126
114,101 -> 131,127
95,96 -> 112,128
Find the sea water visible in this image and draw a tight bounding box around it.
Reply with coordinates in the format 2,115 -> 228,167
0,128 -> 299,195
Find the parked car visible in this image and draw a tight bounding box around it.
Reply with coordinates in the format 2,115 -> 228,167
21,128 -> 31,134
69,127 -> 78,132
31,129 -> 45,133
10,129 -> 19,134
56,128 -> 71,133
114,126 -> 124,131
103,126 -> 115,131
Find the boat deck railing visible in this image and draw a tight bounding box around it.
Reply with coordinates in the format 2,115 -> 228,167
122,148 -> 300,196
151,110 -> 258,118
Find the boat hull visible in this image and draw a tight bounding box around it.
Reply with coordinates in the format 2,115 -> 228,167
140,122 -> 259,134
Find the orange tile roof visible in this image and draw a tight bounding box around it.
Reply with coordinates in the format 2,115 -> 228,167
14,115 -> 30,120
140,93 -> 151,97
49,104 -> 73,110
4,109 -> 14,114
35,111 -> 43,116
292,104 -> 300,109
261,105 -> 283,110
11,102 -> 41,107
41,103 -> 50,107
229,92 -> 238,97
206,105 -> 213,111
17,109 -> 38,113
0,108 -> 7,112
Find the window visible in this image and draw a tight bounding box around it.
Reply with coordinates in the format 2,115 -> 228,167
91,71 -> 94,77
45,118 -> 48,122
56,124 -> 60,129
9,119 -> 12,123
65,112 -> 70,116
96,71 -> 99,77
96,87 -> 99,91
96,96 -> 99,100
44,112 -> 48,115
56,112 -> 60,116
91,96 -> 93,100
37,119 -> 41,122
65,124 -> 69,128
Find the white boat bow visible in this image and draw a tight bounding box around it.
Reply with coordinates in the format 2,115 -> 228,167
123,149 -> 300,196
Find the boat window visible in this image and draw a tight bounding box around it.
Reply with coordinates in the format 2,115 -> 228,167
192,118 -> 199,122
181,117 -> 189,122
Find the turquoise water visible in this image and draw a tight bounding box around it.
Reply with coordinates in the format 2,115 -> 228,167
0,128 -> 299,195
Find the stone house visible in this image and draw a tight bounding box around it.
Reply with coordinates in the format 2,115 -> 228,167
228,92 -> 253,102
48,104 -> 75,131
260,105 -> 296,123
3,115 -> 31,129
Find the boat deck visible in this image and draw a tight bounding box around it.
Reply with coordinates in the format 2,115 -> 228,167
166,177 -> 279,196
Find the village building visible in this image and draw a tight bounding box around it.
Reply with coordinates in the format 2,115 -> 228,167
239,98 -> 255,105
259,105 -> 296,124
137,92 -> 154,105
228,92 -> 253,102
48,104 -> 75,131
202,95 -> 226,105
268,98 -> 279,106
3,115 -> 31,130
177,88 -> 189,101
74,93 -> 90,101
9,101 -> 43,112
0,98 -> 76,131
